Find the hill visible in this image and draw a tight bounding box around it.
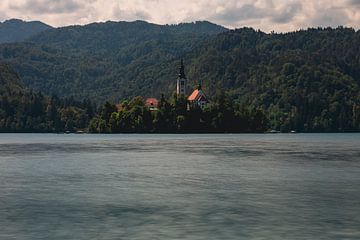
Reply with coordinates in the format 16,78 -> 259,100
0,63 -> 94,132
185,27 -> 360,131
29,20 -> 226,53
0,20 -> 227,101
0,22 -> 359,132
0,19 -> 52,43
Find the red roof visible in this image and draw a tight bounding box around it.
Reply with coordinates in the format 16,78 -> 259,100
188,89 -> 200,101
188,89 -> 207,102
145,98 -> 159,107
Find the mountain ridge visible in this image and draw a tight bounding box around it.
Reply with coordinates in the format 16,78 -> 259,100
0,19 -> 53,44
28,20 -> 227,54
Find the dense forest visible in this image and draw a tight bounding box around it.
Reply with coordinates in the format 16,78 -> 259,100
0,21 -> 227,102
0,63 -> 267,133
0,19 -> 52,44
90,93 -> 267,133
186,27 -> 360,132
0,20 -> 360,132
0,64 -> 94,132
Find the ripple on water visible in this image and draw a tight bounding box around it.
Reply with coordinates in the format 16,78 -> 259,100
0,133 -> 359,240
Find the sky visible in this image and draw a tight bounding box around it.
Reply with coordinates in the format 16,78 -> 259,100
1,0 -> 360,32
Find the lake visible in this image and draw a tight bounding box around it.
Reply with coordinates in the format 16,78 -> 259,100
0,133 -> 359,239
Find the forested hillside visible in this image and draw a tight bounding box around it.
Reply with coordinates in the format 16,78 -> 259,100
0,21 -> 227,101
0,19 -> 52,43
0,64 -> 94,132
0,20 -> 359,132
185,27 -> 360,131
29,20 -> 227,54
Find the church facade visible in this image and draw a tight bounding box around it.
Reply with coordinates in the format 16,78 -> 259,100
176,59 -> 209,109
187,84 -> 208,109
177,59 -> 187,95
145,59 -> 209,111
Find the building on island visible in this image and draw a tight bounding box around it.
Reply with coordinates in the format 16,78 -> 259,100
146,59 -> 209,110
188,83 -> 208,109
145,98 -> 159,111
177,59 -> 187,95
177,59 -> 208,109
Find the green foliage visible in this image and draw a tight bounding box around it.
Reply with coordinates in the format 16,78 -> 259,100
0,64 -> 94,132
0,19 -> 52,44
0,21 -> 227,102
89,93 -> 268,133
0,22 -> 359,132
186,27 -> 360,132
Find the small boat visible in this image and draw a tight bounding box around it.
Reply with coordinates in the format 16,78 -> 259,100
269,130 -> 280,134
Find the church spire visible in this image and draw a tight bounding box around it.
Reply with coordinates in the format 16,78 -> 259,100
177,58 -> 187,95
179,58 -> 186,79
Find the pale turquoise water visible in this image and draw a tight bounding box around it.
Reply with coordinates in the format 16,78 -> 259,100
0,133 -> 359,240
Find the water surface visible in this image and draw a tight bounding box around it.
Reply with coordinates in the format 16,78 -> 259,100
0,134 -> 359,239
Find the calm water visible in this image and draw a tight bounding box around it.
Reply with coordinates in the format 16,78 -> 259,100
0,134 -> 359,240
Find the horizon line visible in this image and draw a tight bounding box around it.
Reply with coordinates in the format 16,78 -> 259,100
1,18 -> 359,34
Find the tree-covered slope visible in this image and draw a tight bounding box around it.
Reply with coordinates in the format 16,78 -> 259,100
0,19 -> 52,44
185,27 -> 360,131
0,63 -> 94,132
0,23 -> 360,131
0,21 -> 227,102
29,20 -> 227,55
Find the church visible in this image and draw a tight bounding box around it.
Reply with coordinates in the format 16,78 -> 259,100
145,59 -> 209,110
177,59 -> 209,109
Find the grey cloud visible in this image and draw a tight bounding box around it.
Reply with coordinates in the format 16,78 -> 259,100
211,4 -> 267,23
0,11 -> 8,22
133,10 -> 151,21
9,0 -> 81,14
210,2 -> 302,26
112,7 -> 151,21
271,3 -> 302,23
311,8 -> 349,27
349,0 -> 360,5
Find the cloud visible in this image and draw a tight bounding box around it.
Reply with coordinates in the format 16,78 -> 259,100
0,2 -> 9,21
311,7 -> 349,28
9,0 -> 82,14
349,0 -> 360,5
271,3 -> 302,24
112,4 -> 151,22
209,1 -> 303,27
212,4 -> 266,23
1,0 -> 360,32
0,11 -> 8,22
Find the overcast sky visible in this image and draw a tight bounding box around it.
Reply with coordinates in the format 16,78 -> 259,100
1,0 -> 360,32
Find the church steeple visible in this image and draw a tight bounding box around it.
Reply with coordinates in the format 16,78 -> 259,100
179,58 -> 186,79
177,58 -> 187,95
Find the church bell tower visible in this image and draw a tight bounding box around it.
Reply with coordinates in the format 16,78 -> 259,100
177,59 -> 187,95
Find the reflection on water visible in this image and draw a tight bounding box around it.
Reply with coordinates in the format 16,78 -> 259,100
0,134 -> 359,239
